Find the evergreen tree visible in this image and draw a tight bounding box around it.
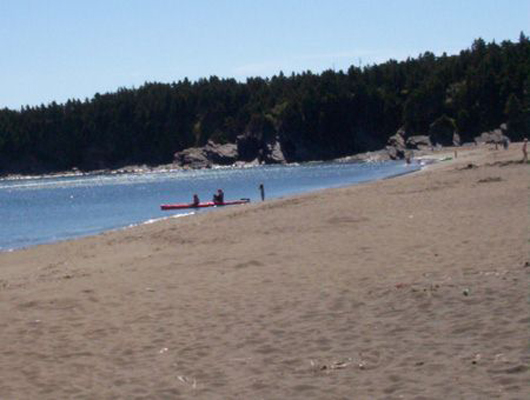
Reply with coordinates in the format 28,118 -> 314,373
0,35 -> 529,175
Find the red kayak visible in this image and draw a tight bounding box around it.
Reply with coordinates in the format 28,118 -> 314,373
161,199 -> 250,210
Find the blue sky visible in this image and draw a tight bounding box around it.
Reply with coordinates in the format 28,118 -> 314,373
1,0 -> 528,109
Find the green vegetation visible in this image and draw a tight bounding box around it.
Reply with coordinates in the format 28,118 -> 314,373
1,35 -> 529,174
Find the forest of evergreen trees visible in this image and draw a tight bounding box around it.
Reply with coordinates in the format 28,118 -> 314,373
0,34 -> 529,174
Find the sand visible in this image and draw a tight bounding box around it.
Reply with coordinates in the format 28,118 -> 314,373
0,144 -> 528,399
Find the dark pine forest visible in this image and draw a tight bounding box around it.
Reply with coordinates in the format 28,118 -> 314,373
1,35 -> 529,174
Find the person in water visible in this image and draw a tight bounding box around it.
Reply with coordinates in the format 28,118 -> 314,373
213,189 -> 224,204
192,194 -> 200,206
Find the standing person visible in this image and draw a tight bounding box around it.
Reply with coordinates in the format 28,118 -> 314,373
523,138 -> 528,163
259,183 -> 265,201
192,194 -> 200,206
502,136 -> 510,150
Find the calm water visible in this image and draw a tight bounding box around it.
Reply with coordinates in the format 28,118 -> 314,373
0,160 -> 420,251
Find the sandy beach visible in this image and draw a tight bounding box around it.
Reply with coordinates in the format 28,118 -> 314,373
0,144 -> 528,399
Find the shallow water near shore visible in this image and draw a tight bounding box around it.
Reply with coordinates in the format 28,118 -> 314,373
0,160 -> 419,251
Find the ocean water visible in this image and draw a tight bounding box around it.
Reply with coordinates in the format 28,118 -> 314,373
0,160 -> 420,251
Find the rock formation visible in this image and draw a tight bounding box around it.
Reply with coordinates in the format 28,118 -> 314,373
386,127 -> 407,159
405,135 -> 432,150
474,124 -> 510,145
174,141 -> 238,168
174,137 -> 285,169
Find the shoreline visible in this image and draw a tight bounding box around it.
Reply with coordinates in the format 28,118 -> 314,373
0,144 -> 528,398
0,143 -> 457,182
0,157 -> 424,253
0,147 -> 481,254
0,210 -> 196,254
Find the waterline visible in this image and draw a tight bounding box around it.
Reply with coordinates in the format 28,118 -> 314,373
0,160 -> 420,251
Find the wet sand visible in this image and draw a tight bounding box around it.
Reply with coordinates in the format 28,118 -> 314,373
0,144 -> 528,399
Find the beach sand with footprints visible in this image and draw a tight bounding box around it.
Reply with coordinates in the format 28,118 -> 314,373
0,144 -> 529,399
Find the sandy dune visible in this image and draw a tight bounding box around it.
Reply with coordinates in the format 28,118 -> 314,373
0,145 -> 529,399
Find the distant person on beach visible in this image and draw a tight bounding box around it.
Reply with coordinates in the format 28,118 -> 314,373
259,183 -> 265,201
213,189 -> 224,204
192,194 -> 200,206
523,138 -> 528,162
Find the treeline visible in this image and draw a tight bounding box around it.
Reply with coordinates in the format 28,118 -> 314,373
1,34 -> 529,174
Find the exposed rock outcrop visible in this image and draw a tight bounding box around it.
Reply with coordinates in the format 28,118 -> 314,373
387,120 -> 461,160
173,147 -> 211,168
260,137 -> 286,164
386,127 -> 407,159
174,141 -> 238,168
173,120 -> 514,170
203,141 -> 238,165
237,132 -> 287,164
174,134 -> 287,169
406,135 -> 431,150
452,132 -> 461,146
474,125 -> 510,145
